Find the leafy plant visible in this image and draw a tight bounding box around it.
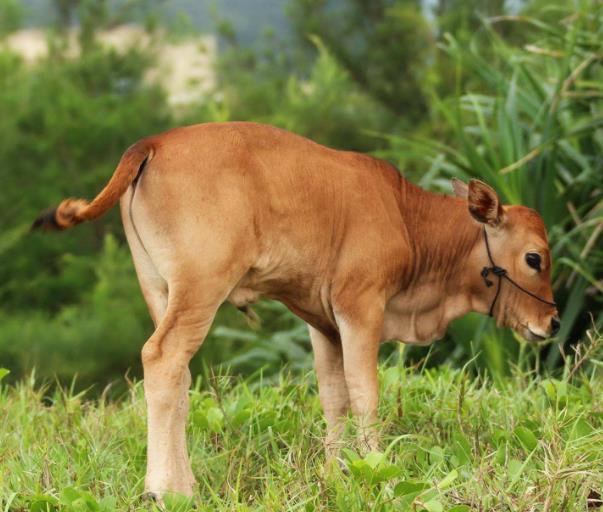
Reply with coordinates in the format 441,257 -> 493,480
379,2 -> 603,373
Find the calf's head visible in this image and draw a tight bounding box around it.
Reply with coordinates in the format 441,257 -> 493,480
454,179 -> 560,341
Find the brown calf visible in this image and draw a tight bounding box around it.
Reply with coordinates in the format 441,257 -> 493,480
33,122 -> 559,500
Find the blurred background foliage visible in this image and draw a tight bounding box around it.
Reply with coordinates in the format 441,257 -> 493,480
0,0 -> 601,392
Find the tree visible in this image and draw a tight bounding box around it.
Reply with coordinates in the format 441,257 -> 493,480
288,0 -> 435,124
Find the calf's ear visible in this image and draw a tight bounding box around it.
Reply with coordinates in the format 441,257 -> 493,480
451,178 -> 469,198
467,179 -> 504,226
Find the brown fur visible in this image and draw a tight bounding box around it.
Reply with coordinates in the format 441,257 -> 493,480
34,122 -> 558,500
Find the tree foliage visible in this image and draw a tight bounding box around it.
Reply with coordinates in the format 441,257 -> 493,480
0,0 -> 601,388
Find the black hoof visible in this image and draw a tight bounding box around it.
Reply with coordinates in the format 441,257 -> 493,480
141,491 -> 159,502
337,457 -> 350,474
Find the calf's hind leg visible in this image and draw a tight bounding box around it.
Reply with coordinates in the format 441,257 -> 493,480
141,283 -> 225,499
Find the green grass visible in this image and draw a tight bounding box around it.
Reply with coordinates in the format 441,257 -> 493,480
1,345 -> 603,512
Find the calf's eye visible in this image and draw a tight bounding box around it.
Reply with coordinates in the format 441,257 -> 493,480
525,252 -> 542,272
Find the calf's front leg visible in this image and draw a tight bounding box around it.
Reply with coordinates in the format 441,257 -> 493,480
308,325 -> 350,460
337,303 -> 383,453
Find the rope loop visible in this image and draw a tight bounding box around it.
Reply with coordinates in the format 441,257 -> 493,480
481,265 -> 507,288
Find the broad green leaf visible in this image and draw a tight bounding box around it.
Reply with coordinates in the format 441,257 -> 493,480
429,446 -> 445,465
452,433 -> 472,465
495,443 -> 507,465
515,426 -> 538,452
348,460 -> 373,482
394,481 -> 430,497
364,451 -> 385,469
206,406 -> 224,433
373,464 -> 402,483
60,487 -> 81,505
423,499 -> 444,512
507,458 -> 524,483
438,469 -> 459,490
29,495 -> 59,512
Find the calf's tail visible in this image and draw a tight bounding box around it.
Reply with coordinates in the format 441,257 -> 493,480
32,139 -> 154,231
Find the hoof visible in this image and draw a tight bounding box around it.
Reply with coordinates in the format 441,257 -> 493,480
142,491 -> 159,501
141,492 -> 164,509
143,491 -> 198,510
323,456 -> 350,476
336,457 -> 350,474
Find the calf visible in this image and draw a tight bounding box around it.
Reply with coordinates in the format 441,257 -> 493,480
33,122 -> 559,500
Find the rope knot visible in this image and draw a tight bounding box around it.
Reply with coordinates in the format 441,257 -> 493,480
491,266 -> 507,277
481,266 -> 494,287
481,265 -> 507,287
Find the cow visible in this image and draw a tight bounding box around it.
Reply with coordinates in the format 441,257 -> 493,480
32,122 -> 559,501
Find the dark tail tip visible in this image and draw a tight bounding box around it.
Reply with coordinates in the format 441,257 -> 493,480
31,208 -> 61,232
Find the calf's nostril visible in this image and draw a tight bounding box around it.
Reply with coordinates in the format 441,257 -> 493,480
550,317 -> 561,336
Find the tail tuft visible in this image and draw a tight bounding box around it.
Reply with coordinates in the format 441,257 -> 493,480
31,207 -> 60,231
32,139 -> 152,234
31,198 -> 90,232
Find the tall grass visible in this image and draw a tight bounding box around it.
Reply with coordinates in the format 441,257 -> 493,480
1,330 -> 602,511
380,3 -> 603,374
